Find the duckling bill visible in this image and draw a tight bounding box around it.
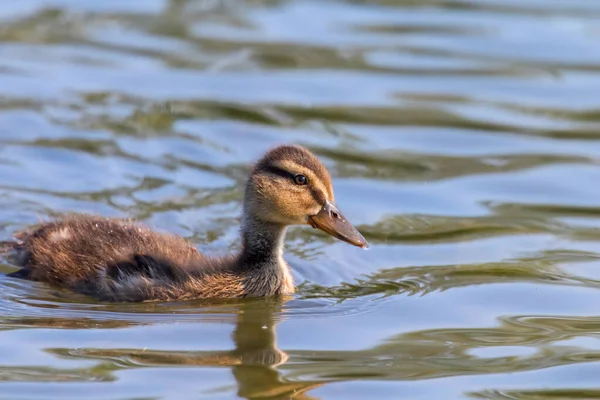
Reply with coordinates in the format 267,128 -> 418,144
308,201 -> 366,248
1,145 -> 367,302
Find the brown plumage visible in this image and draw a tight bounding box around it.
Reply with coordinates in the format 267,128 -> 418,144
1,144 -> 367,302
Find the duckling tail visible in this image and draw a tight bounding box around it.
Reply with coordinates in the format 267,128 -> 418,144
0,240 -> 17,255
1,239 -> 31,271
1,240 -> 31,278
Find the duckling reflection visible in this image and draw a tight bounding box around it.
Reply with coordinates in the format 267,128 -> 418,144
52,299 -> 322,399
230,299 -> 323,400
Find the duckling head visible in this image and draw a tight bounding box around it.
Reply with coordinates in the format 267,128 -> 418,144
244,144 -> 367,248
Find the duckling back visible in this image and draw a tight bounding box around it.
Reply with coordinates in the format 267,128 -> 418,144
2,215 -> 245,301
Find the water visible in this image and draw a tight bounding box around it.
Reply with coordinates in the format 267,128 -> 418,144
1,0 -> 599,398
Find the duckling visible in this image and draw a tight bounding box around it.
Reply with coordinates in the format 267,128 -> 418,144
1,145 -> 367,302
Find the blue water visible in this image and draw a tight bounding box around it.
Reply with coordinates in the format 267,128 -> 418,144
1,0 -> 600,399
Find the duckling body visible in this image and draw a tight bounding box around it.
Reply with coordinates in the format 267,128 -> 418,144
2,145 -> 366,302
7,215 -> 293,301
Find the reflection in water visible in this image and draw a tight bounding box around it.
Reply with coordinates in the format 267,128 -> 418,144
35,299 -> 324,399
6,293 -> 600,396
230,300 -> 323,400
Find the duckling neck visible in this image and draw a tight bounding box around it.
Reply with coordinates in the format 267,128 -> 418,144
239,215 -> 294,294
240,215 -> 287,267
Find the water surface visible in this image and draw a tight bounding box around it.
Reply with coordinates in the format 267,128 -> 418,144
1,0 -> 600,399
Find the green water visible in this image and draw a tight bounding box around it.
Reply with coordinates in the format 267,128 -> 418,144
1,0 -> 600,399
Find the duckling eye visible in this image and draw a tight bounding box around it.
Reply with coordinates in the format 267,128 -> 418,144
293,174 -> 308,185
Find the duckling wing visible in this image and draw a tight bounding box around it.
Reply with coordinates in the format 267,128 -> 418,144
3,215 -> 206,294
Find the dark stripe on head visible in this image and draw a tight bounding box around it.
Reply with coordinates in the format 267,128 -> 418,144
254,144 -> 334,201
262,165 -> 295,180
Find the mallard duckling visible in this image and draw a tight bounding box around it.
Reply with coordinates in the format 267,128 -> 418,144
2,145 -> 366,302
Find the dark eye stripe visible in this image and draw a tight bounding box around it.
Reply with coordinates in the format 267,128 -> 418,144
264,165 -> 295,180
263,166 -> 323,201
